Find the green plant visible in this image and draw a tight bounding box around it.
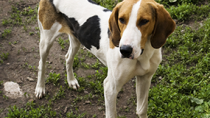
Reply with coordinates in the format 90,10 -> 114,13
52,86 -> 65,101
6,102 -> 57,118
66,110 -> 86,118
46,73 -> 60,86
1,29 -> 12,38
0,52 -> 9,60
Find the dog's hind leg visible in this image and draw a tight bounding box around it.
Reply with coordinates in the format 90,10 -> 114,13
65,35 -> 80,89
35,19 -> 62,98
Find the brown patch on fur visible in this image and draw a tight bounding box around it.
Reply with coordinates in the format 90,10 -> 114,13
136,0 -> 157,49
109,0 -> 140,49
108,2 -> 123,49
109,0 -> 175,49
147,1 -> 176,49
38,0 -> 72,34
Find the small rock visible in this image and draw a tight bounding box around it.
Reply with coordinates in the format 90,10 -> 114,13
46,61 -> 52,64
181,30 -> 185,33
17,80 -> 22,84
55,107 -> 60,111
123,106 -> 127,109
98,107 -> 102,110
83,47 -> 87,50
7,63 -> 10,65
85,101 -> 90,104
64,106 -> 68,113
27,77 -> 34,82
84,91 -> 88,94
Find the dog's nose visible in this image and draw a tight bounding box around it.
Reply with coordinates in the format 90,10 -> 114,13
120,45 -> 133,58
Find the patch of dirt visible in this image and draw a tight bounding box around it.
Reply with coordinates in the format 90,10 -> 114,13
0,0 -> 138,118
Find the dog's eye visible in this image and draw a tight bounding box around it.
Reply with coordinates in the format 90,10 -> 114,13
139,19 -> 149,26
119,18 -> 125,24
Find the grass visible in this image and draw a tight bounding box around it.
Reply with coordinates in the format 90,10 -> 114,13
46,73 -> 60,86
6,102 -> 57,118
2,0 -> 210,117
1,29 -> 12,38
148,11 -> 210,118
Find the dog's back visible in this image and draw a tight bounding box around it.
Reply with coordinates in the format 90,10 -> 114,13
38,0 -> 111,65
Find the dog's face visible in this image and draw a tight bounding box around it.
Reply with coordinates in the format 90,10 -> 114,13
109,0 -> 176,59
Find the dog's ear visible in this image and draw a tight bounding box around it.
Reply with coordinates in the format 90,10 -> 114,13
149,2 -> 176,49
109,2 -> 123,48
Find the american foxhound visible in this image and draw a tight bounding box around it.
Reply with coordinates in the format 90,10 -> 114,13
35,0 -> 176,117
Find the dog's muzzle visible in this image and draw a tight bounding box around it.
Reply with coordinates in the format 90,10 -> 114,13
120,45 -> 133,59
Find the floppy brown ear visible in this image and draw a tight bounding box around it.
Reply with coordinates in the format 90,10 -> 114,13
150,3 -> 176,49
109,2 -> 123,48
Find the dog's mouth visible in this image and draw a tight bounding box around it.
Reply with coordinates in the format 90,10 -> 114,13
121,54 -> 134,59
121,49 -> 144,59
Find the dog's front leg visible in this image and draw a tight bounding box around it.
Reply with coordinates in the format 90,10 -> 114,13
104,76 -> 118,118
104,72 -> 128,118
136,75 -> 153,118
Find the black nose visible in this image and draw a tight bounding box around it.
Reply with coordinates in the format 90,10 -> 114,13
120,45 -> 133,58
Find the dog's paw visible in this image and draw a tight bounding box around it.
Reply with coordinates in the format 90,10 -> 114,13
68,79 -> 80,90
35,86 -> 45,99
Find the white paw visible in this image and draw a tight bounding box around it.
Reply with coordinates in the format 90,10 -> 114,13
68,79 -> 80,90
35,86 -> 45,99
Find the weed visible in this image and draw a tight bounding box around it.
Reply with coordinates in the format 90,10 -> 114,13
2,19 -> 10,25
1,29 -> 12,38
66,110 -> 86,118
29,32 -> 34,35
91,59 -> 101,69
3,95 -> 8,100
73,54 -> 80,69
57,37 -> 66,50
46,72 -> 60,86
0,52 -> 9,60
52,86 -> 65,101
0,81 -> 3,86
6,102 -> 57,118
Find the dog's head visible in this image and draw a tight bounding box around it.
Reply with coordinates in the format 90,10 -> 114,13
109,0 -> 176,59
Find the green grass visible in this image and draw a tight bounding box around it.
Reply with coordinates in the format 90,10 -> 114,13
148,13 -> 210,118
1,29 -> 12,38
0,52 -> 9,63
46,73 -> 60,86
6,102 -> 57,118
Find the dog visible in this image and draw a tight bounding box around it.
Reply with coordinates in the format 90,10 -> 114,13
35,0 -> 176,117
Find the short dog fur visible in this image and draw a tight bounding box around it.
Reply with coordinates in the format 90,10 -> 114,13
35,0 -> 176,117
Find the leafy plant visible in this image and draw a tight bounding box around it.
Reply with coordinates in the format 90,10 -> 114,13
46,73 -> 60,86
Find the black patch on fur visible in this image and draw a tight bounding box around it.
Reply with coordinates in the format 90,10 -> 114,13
103,9 -> 111,12
108,29 -> 111,38
61,13 -> 101,50
87,0 -> 98,5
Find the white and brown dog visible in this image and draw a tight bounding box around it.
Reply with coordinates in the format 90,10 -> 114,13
35,0 -> 176,117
